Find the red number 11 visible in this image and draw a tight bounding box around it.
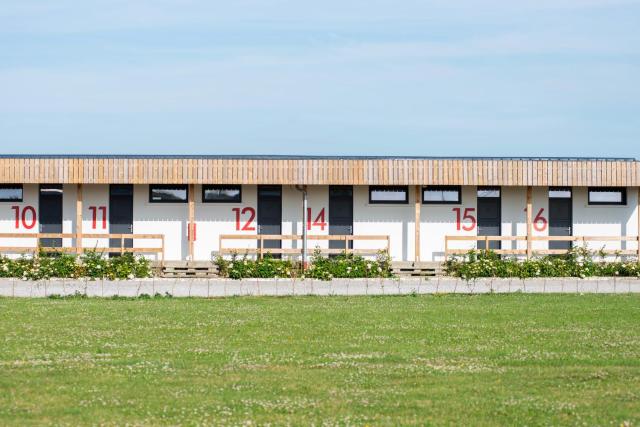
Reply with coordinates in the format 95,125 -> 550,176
89,206 -> 107,229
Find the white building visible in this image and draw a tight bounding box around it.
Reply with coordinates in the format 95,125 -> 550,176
0,155 -> 638,263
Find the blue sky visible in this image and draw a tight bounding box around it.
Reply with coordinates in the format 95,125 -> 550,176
0,0 -> 639,157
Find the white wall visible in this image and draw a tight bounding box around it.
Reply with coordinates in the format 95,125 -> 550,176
0,184 -> 39,255
133,185 -> 188,261
282,185 -> 329,254
500,187 -> 548,255
194,185 -> 257,260
1,184 -> 637,262
572,187 -> 638,255
353,185 -> 414,261
80,185 -> 110,251
420,186 -> 476,262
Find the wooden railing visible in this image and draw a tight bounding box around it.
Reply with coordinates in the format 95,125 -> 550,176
0,233 -> 165,263
219,234 -> 390,258
445,235 -> 640,258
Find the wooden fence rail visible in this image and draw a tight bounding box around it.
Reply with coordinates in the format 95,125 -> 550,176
218,234 -> 390,258
445,235 -> 640,258
0,233 -> 165,264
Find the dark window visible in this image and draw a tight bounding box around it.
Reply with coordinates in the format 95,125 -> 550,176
149,185 -> 188,203
0,184 -> 23,202
423,186 -> 461,204
588,187 -> 626,205
202,185 -> 241,203
369,186 -> 408,204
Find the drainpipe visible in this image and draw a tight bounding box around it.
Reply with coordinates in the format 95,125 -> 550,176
295,185 -> 308,268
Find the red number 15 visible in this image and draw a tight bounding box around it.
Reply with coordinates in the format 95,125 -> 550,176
453,207 -> 476,231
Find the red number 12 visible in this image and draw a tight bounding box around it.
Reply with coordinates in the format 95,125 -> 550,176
233,207 -> 256,231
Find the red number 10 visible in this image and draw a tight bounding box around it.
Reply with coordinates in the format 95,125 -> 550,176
11,206 -> 37,230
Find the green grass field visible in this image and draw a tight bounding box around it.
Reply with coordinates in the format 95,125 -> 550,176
1,295 -> 639,426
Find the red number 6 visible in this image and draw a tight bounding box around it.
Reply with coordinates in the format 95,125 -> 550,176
533,208 -> 547,232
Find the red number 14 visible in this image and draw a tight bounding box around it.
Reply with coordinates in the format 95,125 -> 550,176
307,208 -> 327,231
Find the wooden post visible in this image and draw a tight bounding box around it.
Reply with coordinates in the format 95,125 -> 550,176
637,187 -> 640,259
526,186 -> 533,259
444,236 -> 449,259
188,183 -> 195,261
76,184 -> 83,255
415,185 -> 421,262
161,236 -> 165,269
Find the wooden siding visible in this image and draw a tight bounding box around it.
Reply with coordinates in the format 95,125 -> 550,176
0,157 -> 638,186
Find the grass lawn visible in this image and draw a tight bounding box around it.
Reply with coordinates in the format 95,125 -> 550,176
1,295 -> 639,426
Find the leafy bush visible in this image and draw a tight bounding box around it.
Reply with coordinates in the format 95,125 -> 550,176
305,250 -> 393,280
214,249 -> 393,280
0,251 -> 152,280
215,253 -> 299,279
445,247 -> 640,280
104,253 -> 152,280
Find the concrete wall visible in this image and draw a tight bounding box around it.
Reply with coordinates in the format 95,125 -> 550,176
2,277 -> 639,298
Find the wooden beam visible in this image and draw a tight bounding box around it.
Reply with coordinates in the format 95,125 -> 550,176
2,157 -> 639,186
76,183 -> 83,255
415,185 -> 421,262
188,183 -> 195,260
526,186 -> 533,259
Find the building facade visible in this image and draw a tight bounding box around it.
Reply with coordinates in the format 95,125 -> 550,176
0,155 -> 639,262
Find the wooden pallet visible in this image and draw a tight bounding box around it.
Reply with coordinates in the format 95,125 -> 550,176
155,261 -> 220,278
391,262 -> 444,277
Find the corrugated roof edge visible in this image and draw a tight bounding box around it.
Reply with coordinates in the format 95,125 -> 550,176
0,155 -> 636,161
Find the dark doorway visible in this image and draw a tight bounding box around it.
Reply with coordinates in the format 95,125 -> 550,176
109,184 -> 134,255
477,187 -> 501,250
257,185 -> 282,256
39,185 -> 63,249
549,187 -> 572,251
329,186 -> 354,252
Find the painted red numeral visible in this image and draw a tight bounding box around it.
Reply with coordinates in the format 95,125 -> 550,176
89,206 -> 107,229
187,223 -> 197,241
233,207 -> 256,231
533,208 -> 547,232
523,207 -> 548,232
453,207 -> 476,231
11,205 -> 36,230
307,207 -> 327,231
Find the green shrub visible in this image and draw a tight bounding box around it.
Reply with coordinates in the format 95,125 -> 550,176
215,249 -> 393,280
0,251 -> 152,280
445,247 -> 640,280
305,250 -> 393,280
80,250 -> 109,279
215,253 -> 299,279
